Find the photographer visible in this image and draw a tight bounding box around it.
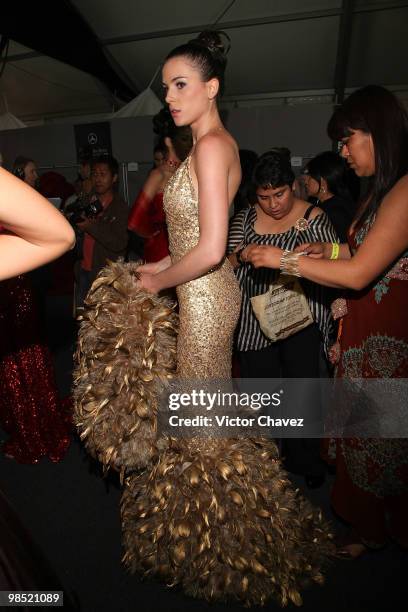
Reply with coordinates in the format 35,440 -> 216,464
71,155 -> 128,310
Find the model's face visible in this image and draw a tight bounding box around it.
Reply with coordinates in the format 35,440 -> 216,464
339,128 -> 375,177
256,184 -> 295,220
91,163 -> 117,195
24,161 -> 38,187
162,56 -> 218,126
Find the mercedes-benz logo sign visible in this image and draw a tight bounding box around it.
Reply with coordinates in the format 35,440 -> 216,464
88,133 -> 98,145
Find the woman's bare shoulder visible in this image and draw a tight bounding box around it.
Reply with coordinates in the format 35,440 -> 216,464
369,174 -> 408,245
389,173 -> 408,196
379,173 -> 408,214
293,199 -> 324,219
146,166 -> 166,185
195,130 -> 238,160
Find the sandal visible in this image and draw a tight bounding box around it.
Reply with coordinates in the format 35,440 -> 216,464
335,542 -> 368,560
335,529 -> 369,561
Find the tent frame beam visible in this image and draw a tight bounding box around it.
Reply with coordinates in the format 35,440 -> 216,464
333,0 -> 355,106
101,1 -> 408,46
6,1 -> 408,61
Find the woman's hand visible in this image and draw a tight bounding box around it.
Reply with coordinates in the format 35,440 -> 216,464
294,242 -> 326,258
295,242 -> 352,261
137,262 -> 160,275
136,255 -> 171,276
241,244 -> 282,269
137,272 -> 161,294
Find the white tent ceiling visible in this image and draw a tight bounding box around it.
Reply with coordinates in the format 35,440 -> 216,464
1,0 -> 408,125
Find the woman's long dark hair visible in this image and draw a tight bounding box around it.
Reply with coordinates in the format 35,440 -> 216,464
327,85 -> 408,226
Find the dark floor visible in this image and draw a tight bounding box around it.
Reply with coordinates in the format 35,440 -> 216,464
0,295 -> 406,612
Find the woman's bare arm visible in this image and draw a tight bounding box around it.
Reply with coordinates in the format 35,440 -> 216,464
244,175 -> 408,290
294,241 -> 351,260
128,168 -> 164,237
142,167 -> 165,200
0,167 -> 75,280
138,256 -> 171,275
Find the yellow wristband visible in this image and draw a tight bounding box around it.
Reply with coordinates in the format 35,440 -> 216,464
330,242 -> 340,260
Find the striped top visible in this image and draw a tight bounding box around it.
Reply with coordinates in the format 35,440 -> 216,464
227,206 -> 339,353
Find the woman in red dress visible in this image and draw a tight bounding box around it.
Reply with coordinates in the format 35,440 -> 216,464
242,85 -> 408,558
0,273 -> 72,463
128,107 -> 192,262
0,163 -> 75,463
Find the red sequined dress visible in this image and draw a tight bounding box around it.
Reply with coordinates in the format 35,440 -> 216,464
128,191 -> 169,262
329,216 -> 408,547
0,274 -> 71,463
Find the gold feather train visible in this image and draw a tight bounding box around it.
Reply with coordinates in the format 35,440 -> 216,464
73,261 -> 177,477
74,261 -> 334,607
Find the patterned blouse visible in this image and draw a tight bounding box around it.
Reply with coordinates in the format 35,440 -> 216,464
228,206 -> 339,353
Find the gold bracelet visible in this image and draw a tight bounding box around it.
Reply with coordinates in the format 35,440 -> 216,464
330,242 -> 340,260
279,250 -> 305,277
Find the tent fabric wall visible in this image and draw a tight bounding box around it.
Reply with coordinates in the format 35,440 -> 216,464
0,103 -> 333,205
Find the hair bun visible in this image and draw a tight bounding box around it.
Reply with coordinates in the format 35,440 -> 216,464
192,30 -> 230,58
166,30 -> 230,96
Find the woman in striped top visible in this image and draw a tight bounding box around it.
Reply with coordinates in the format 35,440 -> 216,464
228,150 -> 338,486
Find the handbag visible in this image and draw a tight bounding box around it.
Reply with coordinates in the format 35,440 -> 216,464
249,205 -> 315,342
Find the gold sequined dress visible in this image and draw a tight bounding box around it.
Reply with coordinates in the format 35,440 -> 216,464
120,154 -> 334,607
163,153 -> 241,378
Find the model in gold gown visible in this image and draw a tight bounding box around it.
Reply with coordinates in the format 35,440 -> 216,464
75,163 -> 334,606
119,153 -> 334,607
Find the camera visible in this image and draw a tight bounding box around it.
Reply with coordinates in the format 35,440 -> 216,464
65,193 -> 103,225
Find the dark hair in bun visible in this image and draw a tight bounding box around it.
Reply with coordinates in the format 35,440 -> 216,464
153,106 -> 192,161
165,30 -> 230,96
252,150 -> 295,190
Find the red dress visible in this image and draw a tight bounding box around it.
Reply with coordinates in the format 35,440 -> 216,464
0,274 -> 71,463
128,191 -> 169,262
330,217 -> 408,546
